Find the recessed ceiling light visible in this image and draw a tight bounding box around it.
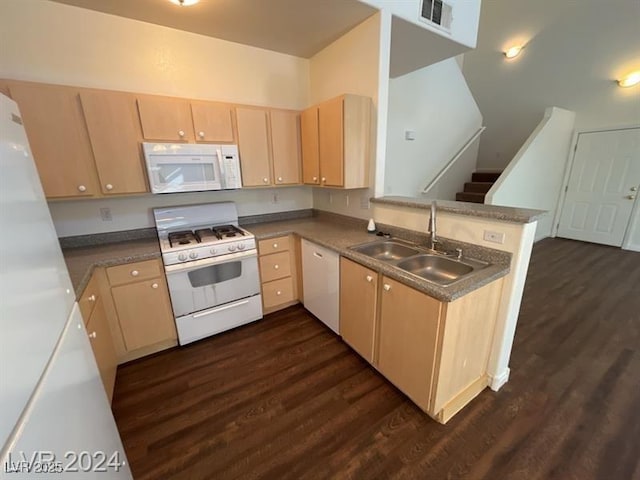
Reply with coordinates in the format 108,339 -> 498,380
618,71 -> 640,88
504,45 -> 523,59
169,0 -> 199,6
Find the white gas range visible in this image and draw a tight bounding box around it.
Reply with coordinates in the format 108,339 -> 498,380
153,202 -> 263,345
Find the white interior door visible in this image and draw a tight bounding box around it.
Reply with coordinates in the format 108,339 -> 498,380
558,128 -> 640,246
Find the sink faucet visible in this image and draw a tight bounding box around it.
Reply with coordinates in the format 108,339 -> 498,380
428,201 -> 437,250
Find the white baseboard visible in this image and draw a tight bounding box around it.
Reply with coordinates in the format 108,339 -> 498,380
488,368 -> 510,391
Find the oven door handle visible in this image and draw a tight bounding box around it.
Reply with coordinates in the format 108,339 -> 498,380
193,299 -> 250,318
164,249 -> 257,274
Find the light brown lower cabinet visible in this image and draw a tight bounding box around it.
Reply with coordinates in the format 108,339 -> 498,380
79,270 -> 117,403
258,235 -> 301,314
339,257 -> 503,424
105,259 -> 178,361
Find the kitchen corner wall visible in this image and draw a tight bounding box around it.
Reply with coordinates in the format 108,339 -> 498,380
309,12 -> 385,220
0,0 -> 313,236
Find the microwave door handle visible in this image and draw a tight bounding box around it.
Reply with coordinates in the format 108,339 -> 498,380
216,148 -> 226,189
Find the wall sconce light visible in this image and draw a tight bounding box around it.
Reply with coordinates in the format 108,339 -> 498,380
169,0 -> 199,6
618,71 -> 640,88
504,45 -> 524,59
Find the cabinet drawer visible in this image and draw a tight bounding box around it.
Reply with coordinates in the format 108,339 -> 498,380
259,251 -> 291,283
262,277 -> 295,309
79,272 -> 100,324
107,259 -> 162,286
258,235 -> 290,255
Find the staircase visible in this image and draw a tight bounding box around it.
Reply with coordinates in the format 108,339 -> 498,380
455,171 -> 502,204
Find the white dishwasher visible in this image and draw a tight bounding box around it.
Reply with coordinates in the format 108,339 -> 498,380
301,239 -> 340,333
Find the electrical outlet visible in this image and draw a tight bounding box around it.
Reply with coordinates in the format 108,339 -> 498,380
345,194 -> 350,207
483,230 -> 505,244
328,192 -> 333,204
271,193 -> 279,204
360,192 -> 370,210
100,207 -> 112,222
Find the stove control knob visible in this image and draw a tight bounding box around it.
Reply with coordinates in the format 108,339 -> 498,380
189,252 -> 198,259
210,248 -> 217,255
237,243 -> 245,251
228,245 -> 237,252
178,253 -> 187,261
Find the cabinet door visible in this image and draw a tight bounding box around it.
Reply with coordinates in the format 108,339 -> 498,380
339,258 -> 378,363
80,90 -> 149,195
301,106 -> 320,185
236,107 -> 272,186
191,101 -> 235,143
137,95 -> 194,142
318,96 -> 344,187
378,276 -> 442,410
86,297 -> 118,403
111,277 -> 177,352
270,110 -> 301,185
9,82 -> 98,198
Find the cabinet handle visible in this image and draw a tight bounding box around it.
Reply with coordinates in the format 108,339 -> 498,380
276,290 -> 282,296
383,284 -> 391,291
312,176 -> 318,182
88,294 -> 96,302
88,331 -> 97,339
151,283 -> 159,289
277,176 -> 283,182
273,243 -> 278,248
366,275 -> 373,283
198,131 -> 205,138
274,264 -> 279,270
105,183 -> 113,191
77,185 -> 86,192
313,251 -> 323,259
321,177 -> 326,183
178,130 -> 185,138
131,270 -> 139,277
263,177 -> 269,183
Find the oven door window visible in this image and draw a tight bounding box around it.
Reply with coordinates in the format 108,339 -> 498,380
188,261 -> 242,288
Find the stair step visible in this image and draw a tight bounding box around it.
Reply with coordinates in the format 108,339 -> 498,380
471,171 -> 502,182
456,192 -> 486,203
464,181 -> 493,193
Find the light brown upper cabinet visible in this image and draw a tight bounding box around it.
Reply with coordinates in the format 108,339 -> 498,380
270,110 -> 301,185
80,90 -> 149,195
137,95 -> 195,142
235,107 -> 272,187
301,107 -> 320,185
301,94 -> 372,189
190,101 -> 235,143
8,81 -> 99,198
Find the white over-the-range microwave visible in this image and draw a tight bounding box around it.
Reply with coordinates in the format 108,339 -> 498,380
143,142 -> 242,194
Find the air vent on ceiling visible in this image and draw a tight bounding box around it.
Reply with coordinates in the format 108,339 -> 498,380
420,0 -> 453,31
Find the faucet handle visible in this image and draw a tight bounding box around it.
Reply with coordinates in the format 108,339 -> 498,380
455,248 -> 463,259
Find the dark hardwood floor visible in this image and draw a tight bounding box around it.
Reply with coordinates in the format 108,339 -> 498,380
112,238 -> 640,479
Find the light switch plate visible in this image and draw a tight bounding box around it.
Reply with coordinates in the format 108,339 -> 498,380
100,207 -> 112,222
483,230 -> 505,244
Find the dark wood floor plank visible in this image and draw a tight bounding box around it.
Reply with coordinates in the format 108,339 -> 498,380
112,238 -> 640,479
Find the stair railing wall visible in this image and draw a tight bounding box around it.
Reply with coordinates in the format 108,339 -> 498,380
422,126 -> 486,197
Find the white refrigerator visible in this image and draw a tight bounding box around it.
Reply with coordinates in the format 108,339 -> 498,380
0,94 -> 132,478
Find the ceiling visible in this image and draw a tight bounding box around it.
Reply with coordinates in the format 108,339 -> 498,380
49,0 -> 377,58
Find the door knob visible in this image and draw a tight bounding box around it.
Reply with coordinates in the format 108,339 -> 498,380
631,186 -> 638,192
178,130 -> 185,138
105,184 -> 113,191
366,275 -> 373,282
627,194 -> 636,200
151,283 -> 159,289
383,284 -> 391,291
77,185 -> 86,192
263,177 -> 269,183
198,131 -> 205,138
131,270 -> 139,277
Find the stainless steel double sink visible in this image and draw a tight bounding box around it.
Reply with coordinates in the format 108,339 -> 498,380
349,239 -> 488,286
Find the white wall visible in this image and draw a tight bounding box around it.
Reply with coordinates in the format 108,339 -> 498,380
309,12 -> 385,219
48,188 -> 313,237
0,0 -> 313,235
384,57 -> 482,197
371,202 -> 537,390
361,0 -> 481,49
486,107 -> 576,240
463,0 -> 640,170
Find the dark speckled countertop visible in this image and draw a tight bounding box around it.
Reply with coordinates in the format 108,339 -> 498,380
63,214 -> 511,302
